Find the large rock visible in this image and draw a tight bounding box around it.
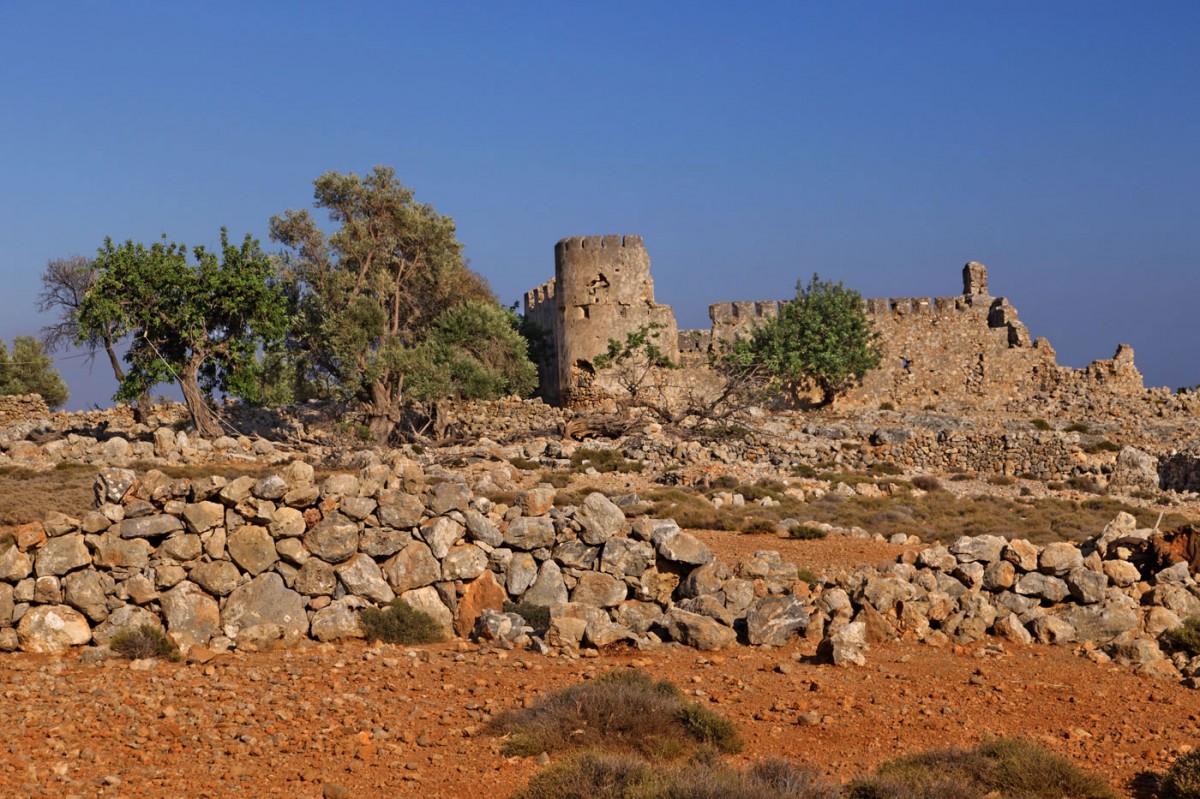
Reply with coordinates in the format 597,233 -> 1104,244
575,493 -> 626,545
226,526 -> 278,576
118,514 -> 184,540
652,524 -> 713,566
570,571 -> 627,608
1065,568 -> 1108,605
63,570 -> 110,622
442,545 -> 488,582
375,490 -> 425,529
821,620 -> 868,666
221,573 -> 308,640
473,608 -> 529,644
335,553 -> 395,604
1055,603 -> 1140,644
311,597 -> 366,642
360,526 -> 412,558
1039,542 -> 1083,576
399,586 -> 454,637
993,612 -> 1033,644
553,541 -> 600,569
521,560 -> 569,609
189,560 -> 242,596
33,533 -> 90,577
746,595 -> 810,646
427,481 -> 470,515
182,502 -> 225,534
1014,572 -> 1069,604
17,605 -> 92,652
455,571 -> 506,637
0,545 -> 33,582
661,608 -> 735,650
268,507 -> 306,539
518,487 -> 556,517
1111,446 -> 1160,491
160,582 -> 219,651
293,558 -> 337,596
93,534 -> 151,570
504,516 -> 555,550
1095,512 -> 1139,558
304,512 -> 359,563
92,604 -> 161,647
949,535 -> 1007,564
463,510 -> 502,547
419,517 -> 465,560
506,552 -> 539,596
600,538 -> 655,579
95,468 -> 136,504
382,541 -> 442,593
614,600 -> 663,634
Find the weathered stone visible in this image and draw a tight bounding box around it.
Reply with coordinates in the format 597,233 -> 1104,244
653,526 -> 713,566
419,517 -> 465,560
224,526 -> 277,576
182,501 -> 226,534
1065,567 -> 1108,605
518,487 -> 556,516
614,600 -> 663,634
311,597 -> 366,642
661,608 -> 735,650
359,526 -> 411,558
189,560 -> 242,597
1030,615 -> 1076,645
157,533 -> 203,562
399,586 -> 454,637
993,613 -> 1033,644
95,468 -> 136,504
93,533 -> 152,570
442,544 -> 488,582
14,522 -> 46,550
949,535 -> 1007,564
473,608 -> 528,644
0,545 -> 33,582
1111,446 -> 1160,491
92,604 -> 161,647
222,573 -> 308,639
275,537 -> 308,567
746,595 -> 810,646
382,542 -> 442,593
463,510 -> 502,547
304,513 -> 359,564
294,558 -> 337,596
821,620 -> 869,666
268,507 -> 306,539
1014,572 -> 1069,604
1001,539 -> 1040,572
545,615 -> 587,651
218,476 -> 257,506
584,618 -> 636,648
952,561 -> 985,590
678,563 -> 725,599
571,571 -> 627,607
63,570 -> 110,622
335,554 -> 395,604
118,514 -> 184,540
34,575 -> 62,604
427,481 -> 470,515
160,582 -> 219,651
521,560 -> 569,609
982,560 -> 1016,591
679,595 -> 735,627
18,605 -> 92,652
455,571 -> 506,637
1095,512 -> 1139,557
1056,603 -> 1140,643
1146,584 -> 1200,617
339,496 -> 377,522
504,516 -> 555,550
253,475 -> 289,501
375,490 -> 425,529
506,552 -> 539,596
1039,542 -> 1083,576
553,540 -> 600,569
575,493 -> 626,545
34,533 -> 90,577
0,583 -> 12,627
599,538 -> 655,579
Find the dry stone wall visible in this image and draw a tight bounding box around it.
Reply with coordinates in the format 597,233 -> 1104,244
0,394 -> 49,425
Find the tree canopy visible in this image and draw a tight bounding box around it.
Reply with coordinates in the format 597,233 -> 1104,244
731,273 -> 883,405
270,166 -> 500,442
77,230 -> 287,437
0,336 -> 69,409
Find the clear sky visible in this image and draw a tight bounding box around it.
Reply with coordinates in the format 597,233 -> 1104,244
2,1 -> 1197,410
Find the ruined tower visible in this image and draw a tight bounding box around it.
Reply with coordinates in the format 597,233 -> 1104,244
963,261 -> 988,296
526,235 -> 679,406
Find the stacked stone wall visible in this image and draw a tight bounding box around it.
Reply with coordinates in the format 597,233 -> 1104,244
0,394 -> 49,425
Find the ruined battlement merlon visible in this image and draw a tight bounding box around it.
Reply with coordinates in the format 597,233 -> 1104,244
964,261 -> 989,296
523,279 -> 557,313
554,234 -> 646,255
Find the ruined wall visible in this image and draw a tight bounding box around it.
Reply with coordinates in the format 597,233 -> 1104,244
0,394 -> 49,425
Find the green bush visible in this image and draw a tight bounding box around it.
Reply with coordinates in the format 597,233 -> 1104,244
504,600 -> 551,631
358,600 -> 445,645
879,401 -> 895,411
1083,440 -> 1121,454
910,475 -> 943,492
789,525 -> 828,540
1160,749 -> 1200,799
1164,616 -> 1200,658
1030,418 -> 1052,431
569,448 -> 643,474
110,625 -> 181,661
1065,422 -> 1091,434
846,737 -> 1115,799
488,669 -> 742,759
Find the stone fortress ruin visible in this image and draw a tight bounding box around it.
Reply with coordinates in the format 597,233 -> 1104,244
525,235 -> 1148,411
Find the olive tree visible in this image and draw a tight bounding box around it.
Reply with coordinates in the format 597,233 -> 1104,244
0,336 -> 69,409
77,230 -> 287,437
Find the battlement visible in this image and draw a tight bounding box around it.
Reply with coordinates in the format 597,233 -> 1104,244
555,234 -> 645,256
709,300 -> 787,324
523,279 -> 557,312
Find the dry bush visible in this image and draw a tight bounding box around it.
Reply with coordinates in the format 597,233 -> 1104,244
1164,616 -> 1200,658
846,737 -> 1116,799
358,600 -> 444,645
503,600 -> 550,631
110,625 -> 181,661
1160,749 -> 1200,799
538,470 -> 573,488
569,448 -> 643,474
988,475 -> 1016,487
910,475 -> 943,492
512,751 -> 838,799
488,669 -> 742,759
788,525 -> 828,540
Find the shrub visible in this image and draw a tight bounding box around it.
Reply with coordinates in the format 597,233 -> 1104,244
110,625 -> 181,661
910,475 -> 943,492
988,475 -> 1015,487
1066,476 -> 1106,495
538,470 -> 574,488
1164,616 -> 1200,658
358,600 -> 445,645
1065,422 -> 1091,434
507,456 -> 540,471
739,517 -> 779,535
846,737 -> 1116,799
1030,418 -> 1052,431
1160,749 -> 1200,799
504,600 -> 551,631
789,525 -> 828,540
488,669 -> 742,759
791,464 -> 819,478
869,462 -> 903,476
570,448 -> 643,474
879,401 -> 895,411
1083,440 -> 1121,454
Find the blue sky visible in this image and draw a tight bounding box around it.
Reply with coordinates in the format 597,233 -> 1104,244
2,1 -> 1197,409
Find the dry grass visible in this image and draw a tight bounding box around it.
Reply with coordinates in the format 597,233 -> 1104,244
358,600 -> 445,645
488,669 -> 742,759
110,625 -> 181,662
512,752 -> 840,799
0,463 -> 97,525
846,737 -> 1116,799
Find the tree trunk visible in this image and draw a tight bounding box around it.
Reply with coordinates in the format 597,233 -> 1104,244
179,357 -> 221,439
102,336 -> 152,423
365,378 -> 402,445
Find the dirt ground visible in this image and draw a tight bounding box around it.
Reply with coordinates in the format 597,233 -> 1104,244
1,532 -> 1195,799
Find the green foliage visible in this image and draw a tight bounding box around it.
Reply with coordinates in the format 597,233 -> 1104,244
1030,418 -> 1052,431
110,625 -> 181,661
788,525 -> 828,540
0,337 -> 68,409
489,669 -> 742,759
1065,422 -> 1091,433
1164,616 -> 1200,658
1160,749 -> 1200,799
503,600 -> 551,631
358,600 -> 445,644
879,401 -> 895,411
77,230 -> 286,437
1083,439 -> 1121,454
593,323 -> 678,372
570,448 -> 643,474
397,301 -> 537,402
846,737 -> 1116,799
270,166 -> 496,440
730,273 -> 883,405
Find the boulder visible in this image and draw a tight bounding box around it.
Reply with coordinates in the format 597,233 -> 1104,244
521,560 -> 569,609
599,538 -> 655,579
359,526 -> 412,558
746,595 -> 810,646
304,512 -> 359,563
118,514 -> 184,540
575,493 -> 626,545
949,535 -> 1007,564
399,586 -> 454,637
293,558 -> 337,596
820,620 -> 868,666
1014,572 -> 1069,604
504,516 -> 556,551
1111,446 -> 1160,491
226,526 -> 278,576
382,541 -> 441,593
189,560 -> 242,596
442,545 -> 488,582
95,468 -> 136,504
63,570 -> 110,622
1039,542 -> 1083,576
455,571 -> 506,637
0,545 -> 33,582
661,608 -> 736,650
375,491 -> 425,529
268,507 -> 306,539
1065,568 -> 1108,605
17,605 -> 92,652
1056,603 -> 1140,643
652,525 -> 713,566
463,510 -> 502,547
335,554 -> 395,604
571,571 -> 627,608
93,534 -> 151,570
221,573 -> 308,640
427,481 -> 470,515
159,582 -> 220,651
419,517 -> 465,560
473,608 -> 529,644
92,604 -> 161,647
311,597 -> 366,642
